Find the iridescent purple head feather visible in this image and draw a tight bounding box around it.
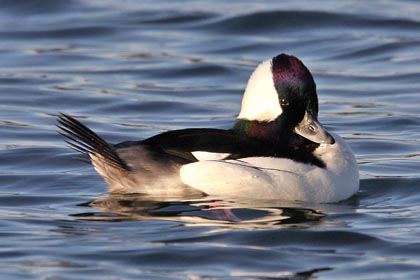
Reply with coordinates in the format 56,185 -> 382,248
271,54 -> 318,115
272,54 -> 315,89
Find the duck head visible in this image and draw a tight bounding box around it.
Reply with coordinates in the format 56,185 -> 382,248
235,53 -> 334,145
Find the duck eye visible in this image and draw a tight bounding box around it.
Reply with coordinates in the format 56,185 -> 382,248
280,98 -> 289,107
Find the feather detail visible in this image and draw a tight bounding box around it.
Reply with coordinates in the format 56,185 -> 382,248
56,113 -> 130,171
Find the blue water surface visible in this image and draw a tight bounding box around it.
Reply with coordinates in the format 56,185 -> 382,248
0,0 -> 419,279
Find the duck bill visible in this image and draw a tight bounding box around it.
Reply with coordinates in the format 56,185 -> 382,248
294,111 -> 335,144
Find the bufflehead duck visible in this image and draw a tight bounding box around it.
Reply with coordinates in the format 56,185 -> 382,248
58,54 -> 359,203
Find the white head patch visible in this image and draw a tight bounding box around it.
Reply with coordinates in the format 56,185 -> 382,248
237,59 -> 282,122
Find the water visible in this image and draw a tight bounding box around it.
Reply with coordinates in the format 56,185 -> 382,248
0,0 -> 419,279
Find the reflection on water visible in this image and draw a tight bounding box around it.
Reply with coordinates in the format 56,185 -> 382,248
75,194 -> 359,230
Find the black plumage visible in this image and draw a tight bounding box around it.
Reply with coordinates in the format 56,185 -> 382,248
57,113 -> 325,170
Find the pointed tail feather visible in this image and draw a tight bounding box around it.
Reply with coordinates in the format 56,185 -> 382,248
57,113 -> 130,171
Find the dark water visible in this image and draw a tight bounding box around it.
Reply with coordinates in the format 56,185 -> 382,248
0,0 -> 419,279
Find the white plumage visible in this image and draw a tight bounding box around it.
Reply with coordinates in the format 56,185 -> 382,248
237,60 -> 282,122
181,133 -> 359,203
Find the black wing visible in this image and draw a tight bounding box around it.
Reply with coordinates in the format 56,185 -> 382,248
136,129 -> 326,167
141,128 -> 263,154
58,114 -> 325,168
114,128 -> 264,162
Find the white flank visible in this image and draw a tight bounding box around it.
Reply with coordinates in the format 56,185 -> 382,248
180,133 -> 359,203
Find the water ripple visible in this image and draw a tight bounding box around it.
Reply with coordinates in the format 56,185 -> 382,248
0,1 -> 419,279
202,10 -> 420,34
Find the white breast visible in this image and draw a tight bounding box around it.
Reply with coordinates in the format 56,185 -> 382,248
180,132 -> 359,203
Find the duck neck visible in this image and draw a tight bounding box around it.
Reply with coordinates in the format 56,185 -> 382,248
232,118 -> 291,143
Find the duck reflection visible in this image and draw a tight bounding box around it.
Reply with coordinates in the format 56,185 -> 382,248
74,194 -> 358,228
